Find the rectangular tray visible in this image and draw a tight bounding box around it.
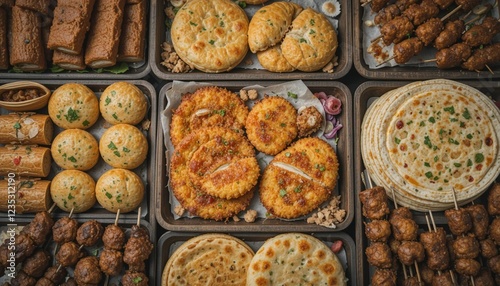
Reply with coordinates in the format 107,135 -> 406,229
0,80 -> 157,221
156,231 -> 357,286
353,0 -> 500,80
354,80 -> 500,286
0,1 -> 151,80
155,81 -> 353,232
0,218 -> 156,286
149,0 -> 352,80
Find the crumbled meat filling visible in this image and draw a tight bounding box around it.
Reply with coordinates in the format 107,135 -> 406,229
160,42 -> 193,73
244,209 -> 257,223
322,56 -> 339,73
1,88 -> 41,102
306,195 -> 346,228
239,89 -> 258,102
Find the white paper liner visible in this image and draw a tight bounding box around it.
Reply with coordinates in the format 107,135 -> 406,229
160,80 -> 341,221
165,0 -> 339,70
362,0 -> 499,69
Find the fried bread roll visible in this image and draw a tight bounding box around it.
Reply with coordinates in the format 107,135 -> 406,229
0,145 -> 51,177
0,7 -> 8,70
0,114 -> 54,145
0,179 -> 52,213
47,0 -> 95,55
15,0 -> 51,15
85,0 -> 126,68
9,6 -> 46,71
52,50 -> 86,70
117,0 -> 146,62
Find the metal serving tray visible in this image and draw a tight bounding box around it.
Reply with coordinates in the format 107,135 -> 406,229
0,218 -> 156,286
149,0 -> 352,80
0,80 -> 157,221
156,231 -> 356,286
354,80 -> 500,286
353,0 -> 500,80
0,1 -> 150,80
155,81 -> 353,232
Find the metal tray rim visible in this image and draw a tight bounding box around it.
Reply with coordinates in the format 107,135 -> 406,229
156,231 -> 357,286
148,0 -> 352,81
155,80 -> 354,232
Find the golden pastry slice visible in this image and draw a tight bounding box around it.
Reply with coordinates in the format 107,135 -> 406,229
281,8 -> 337,72
247,1 -> 302,53
257,45 -> 295,72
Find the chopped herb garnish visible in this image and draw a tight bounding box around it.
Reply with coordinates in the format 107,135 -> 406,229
424,162 -> 430,167
467,159 -> 473,167
123,147 -> 130,153
466,133 -> 473,139
108,141 -> 117,150
294,186 -> 302,193
82,120 -> 90,127
406,120 -> 413,125
444,106 -> 455,114
209,40 -> 215,45
114,151 -> 121,157
279,189 -> 287,197
105,97 -> 111,106
428,117 -> 436,123
105,192 -> 112,199
68,193 -> 75,200
424,136 -> 432,148
454,163 -> 462,167
299,38 -> 306,43
425,171 -> 433,178
475,153 -> 484,163
462,108 -> 471,119
189,21 -> 197,26
420,121 -> 426,127
13,122 -> 21,129
112,113 -> 118,120
68,156 -> 77,163
310,19 -> 315,25
395,137 -> 401,144
434,155 -> 439,162
64,107 -> 80,123
448,138 -> 459,145
287,91 -> 298,99
309,29 -> 315,34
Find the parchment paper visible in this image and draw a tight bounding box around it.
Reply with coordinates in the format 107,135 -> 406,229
160,80 -> 339,220
362,0 -> 499,69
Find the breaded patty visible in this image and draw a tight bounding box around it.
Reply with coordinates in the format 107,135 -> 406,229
245,96 -> 297,155
169,127 -> 256,220
259,164 -> 331,219
259,137 -> 339,219
188,136 -> 260,199
170,86 -> 249,148
273,137 -> 338,189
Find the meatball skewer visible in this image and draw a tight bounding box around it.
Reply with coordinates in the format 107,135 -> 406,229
100,210 -> 125,285
389,188 -> 423,284
425,212 -> 456,286
122,208 -> 152,286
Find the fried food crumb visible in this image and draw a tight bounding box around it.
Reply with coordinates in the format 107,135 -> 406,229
160,42 -> 194,73
322,56 -> 339,73
174,205 -> 185,216
233,216 -> 240,222
307,195 -> 346,228
239,89 -> 249,101
297,106 -> 323,137
244,209 -> 257,223
141,119 -> 151,131
239,89 -> 258,101
247,89 -> 258,100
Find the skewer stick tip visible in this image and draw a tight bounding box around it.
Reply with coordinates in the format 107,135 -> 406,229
104,274 -> 110,286
68,207 -> 74,219
414,261 -> 421,282
441,5 -> 462,22
136,207 -> 142,226
471,276 -> 476,286
422,58 -> 437,63
425,214 -> 432,232
451,187 -> 459,210
390,186 -> 398,209
371,35 -> 383,43
486,64 -> 494,75
48,202 -> 57,214
115,209 -> 121,226
376,56 -> 394,67
428,210 -> 437,232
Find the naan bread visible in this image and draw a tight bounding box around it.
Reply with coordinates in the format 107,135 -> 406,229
162,234 -> 254,286
246,233 -> 346,286
361,79 -> 500,210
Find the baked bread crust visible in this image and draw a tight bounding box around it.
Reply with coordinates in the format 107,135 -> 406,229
247,2 -> 302,53
100,82 -> 148,125
281,8 -> 337,72
51,129 -> 99,171
95,168 -> 144,213
171,0 -> 249,73
50,170 -> 96,213
257,45 -> 295,72
99,124 -> 148,169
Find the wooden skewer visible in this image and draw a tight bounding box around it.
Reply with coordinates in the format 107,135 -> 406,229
414,262 -> 422,283
361,0 -> 372,7
485,64 -> 495,75
442,5 -> 462,22
449,270 -> 457,285
104,275 -> 109,286
428,210 -> 438,232
409,265 -> 414,277
48,202 -> 57,214
390,186 -> 398,209
115,209 -> 121,226
376,56 -> 394,67
425,212 -> 443,276
403,263 -> 408,279
137,207 -> 142,226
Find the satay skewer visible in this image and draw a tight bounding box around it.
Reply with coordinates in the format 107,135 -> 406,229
103,209 -> 123,286
425,212 -> 443,277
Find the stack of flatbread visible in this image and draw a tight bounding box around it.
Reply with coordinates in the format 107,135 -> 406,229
361,79 -> 500,211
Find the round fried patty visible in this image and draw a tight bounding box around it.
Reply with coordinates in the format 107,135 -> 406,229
245,96 -> 298,155
260,138 -> 339,219
170,86 -> 249,148
170,127 -> 256,220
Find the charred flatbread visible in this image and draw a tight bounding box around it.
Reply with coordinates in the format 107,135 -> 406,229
361,79 -> 500,210
162,234 -> 254,286
246,233 -> 346,286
